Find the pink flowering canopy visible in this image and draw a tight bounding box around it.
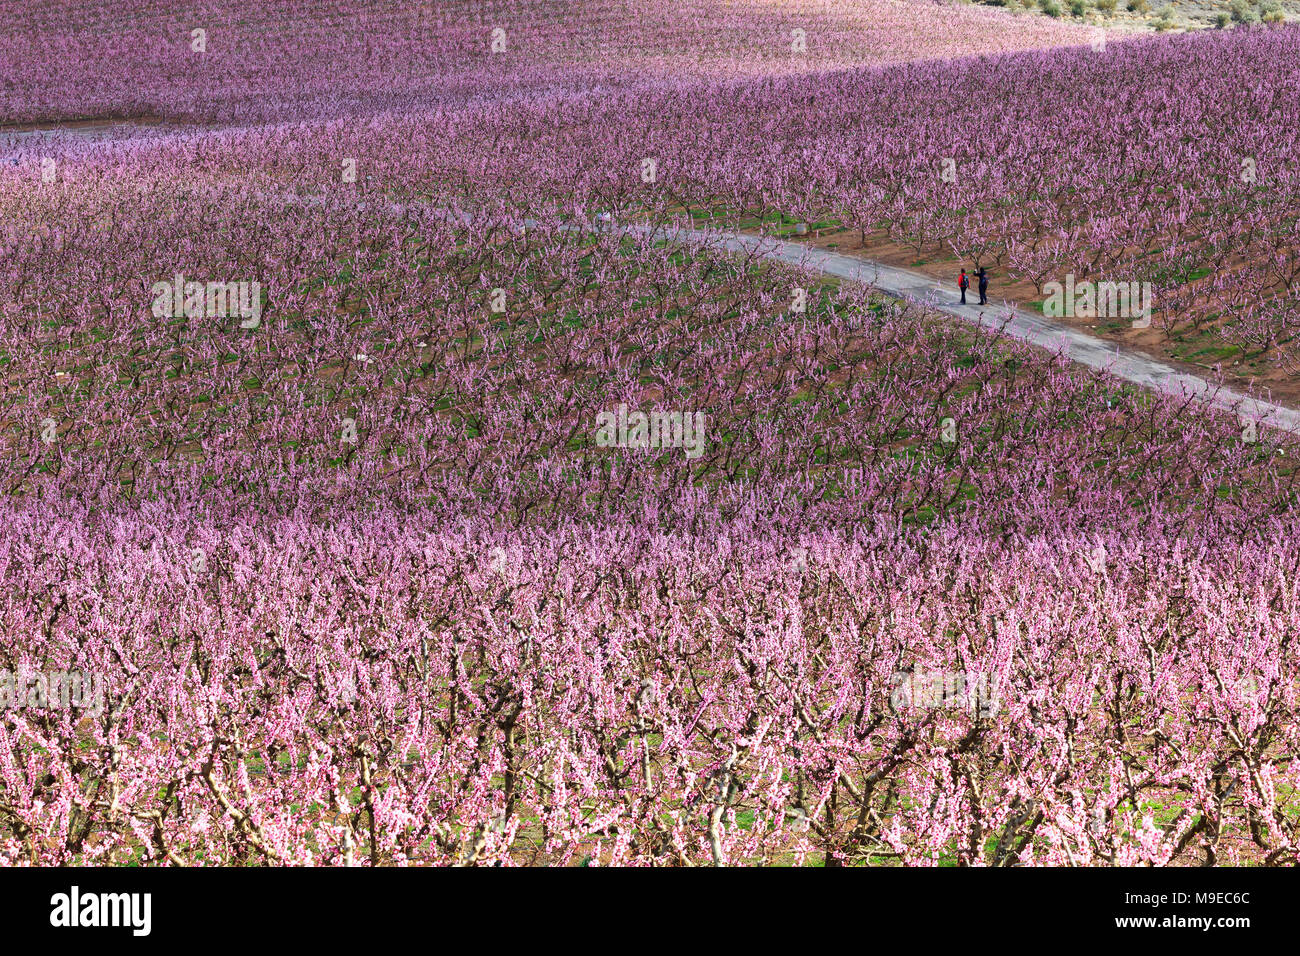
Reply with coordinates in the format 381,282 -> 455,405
1,1 -> 1299,867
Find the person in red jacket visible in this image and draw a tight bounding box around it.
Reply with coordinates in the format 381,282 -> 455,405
958,270 -> 969,304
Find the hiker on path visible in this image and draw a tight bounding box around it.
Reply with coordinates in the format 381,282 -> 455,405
976,267 -> 988,305
958,269 -> 969,304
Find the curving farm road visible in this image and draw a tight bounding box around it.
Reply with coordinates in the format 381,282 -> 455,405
622,220 -> 1300,437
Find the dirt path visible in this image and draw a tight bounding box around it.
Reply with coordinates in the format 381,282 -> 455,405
0,116 -> 167,140
625,221 -> 1300,436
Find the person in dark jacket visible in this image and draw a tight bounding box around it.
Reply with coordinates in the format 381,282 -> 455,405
976,267 -> 989,305
958,270 -> 969,304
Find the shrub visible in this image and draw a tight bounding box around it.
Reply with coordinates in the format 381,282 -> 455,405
1095,0 -> 1117,14
1041,0 -> 1063,15
1069,0 -> 1088,15
1231,0 -> 1259,21
1127,0 -> 1150,13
